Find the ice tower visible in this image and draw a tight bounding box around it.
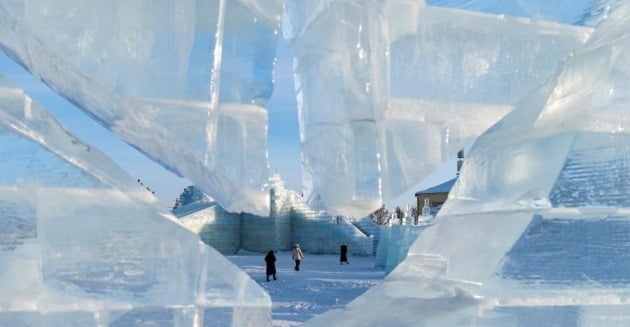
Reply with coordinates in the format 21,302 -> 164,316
0,0 -> 283,215
305,2 -> 630,326
0,75 -> 271,326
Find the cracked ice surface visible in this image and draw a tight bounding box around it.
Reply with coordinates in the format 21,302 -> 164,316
285,0 -> 592,216
305,2 -> 630,326
0,75 -> 271,326
0,0 -> 283,215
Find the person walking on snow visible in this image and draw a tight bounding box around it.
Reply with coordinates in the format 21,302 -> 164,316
264,250 -> 277,282
340,243 -> 349,265
292,244 -> 304,271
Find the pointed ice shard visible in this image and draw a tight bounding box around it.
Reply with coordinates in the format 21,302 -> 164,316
286,0 -> 591,216
304,2 -> 630,326
0,0 -> 283,215
0,75 -> 270,326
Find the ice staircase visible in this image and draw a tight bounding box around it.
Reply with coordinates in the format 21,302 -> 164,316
348,217 -> 380,255
290,202 -> 373,255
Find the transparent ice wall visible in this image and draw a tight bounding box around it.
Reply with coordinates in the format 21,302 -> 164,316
0,75 -> 271,326
285,0 -> 591,216
305,2 -> 630,326
0,0 -> 283,215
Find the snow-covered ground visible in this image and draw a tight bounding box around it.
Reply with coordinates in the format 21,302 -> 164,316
228,252 -> 385,326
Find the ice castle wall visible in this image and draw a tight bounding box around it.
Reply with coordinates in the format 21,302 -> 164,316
178,203 -> 242,254
176,177 -> 374,255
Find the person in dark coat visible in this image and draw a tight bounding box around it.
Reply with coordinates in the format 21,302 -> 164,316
340,243 -> 349,265
264,250 -> 277,282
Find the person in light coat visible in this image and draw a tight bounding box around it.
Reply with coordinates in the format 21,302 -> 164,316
292,244 -> 304,271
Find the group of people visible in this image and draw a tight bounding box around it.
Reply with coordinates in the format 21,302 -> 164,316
264,243 -> 348,282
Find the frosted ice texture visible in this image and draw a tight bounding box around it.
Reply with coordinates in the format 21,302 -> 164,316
0,76 -> 271,326
0,0 -> 283,215
305,2 -> 630,326
286,0 -> 592,216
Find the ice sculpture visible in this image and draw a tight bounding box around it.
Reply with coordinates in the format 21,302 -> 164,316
0,75 -> 271,326
305,2 -> 630,326
0,0 -> 283,215
285,0 -> 592,217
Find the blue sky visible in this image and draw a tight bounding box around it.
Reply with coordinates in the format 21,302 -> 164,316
0,37 -> 454,211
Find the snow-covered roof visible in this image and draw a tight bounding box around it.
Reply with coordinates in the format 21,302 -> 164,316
415,178 -> 457,196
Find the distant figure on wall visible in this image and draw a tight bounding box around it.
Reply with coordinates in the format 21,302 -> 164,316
264,250 -> 277,282
292,244 -> 304,271
340,243 -> 349,265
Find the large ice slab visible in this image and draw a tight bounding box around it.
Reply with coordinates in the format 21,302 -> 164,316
0,0 -> 283,215
0,75 -> 271,326
305,2 -> 630,326
286,0 -> 591,216
442,0 -> 630,216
